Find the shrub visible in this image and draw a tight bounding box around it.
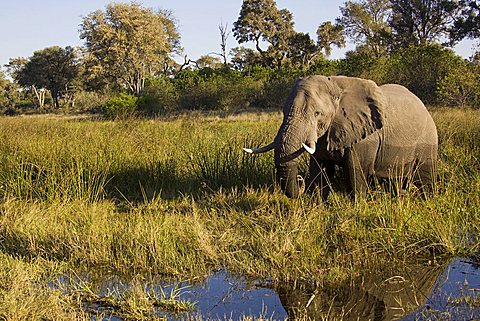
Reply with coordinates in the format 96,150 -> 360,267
137,78 -> 178,115
244,67 -> 299,109
74,91 -> 112,113
336,50 -> 390,84
308,57 -> 340,76
177,80 -> 217,110
102,93 -> 138,119
437,62 -> 480,108
174,69 -> 263,111
385,45 -> 462,104
215,77 -> 262,110
15,99 -> 35,109
253,78 -> 294,109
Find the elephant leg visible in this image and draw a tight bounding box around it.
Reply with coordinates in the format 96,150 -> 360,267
345,147 -> 373,198
415,158 -> 437,194
307,156 -> 334,202
413,145 -> 438,195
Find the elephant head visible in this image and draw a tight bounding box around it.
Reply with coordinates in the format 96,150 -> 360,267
244,75 -> 386,198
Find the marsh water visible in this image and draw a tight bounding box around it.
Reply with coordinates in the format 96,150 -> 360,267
69,258 -> 480,320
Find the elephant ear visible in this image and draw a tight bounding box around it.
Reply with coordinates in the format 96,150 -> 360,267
326,76 -> 386,151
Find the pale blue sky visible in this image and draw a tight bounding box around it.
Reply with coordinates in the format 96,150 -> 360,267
0,0 -> 476,68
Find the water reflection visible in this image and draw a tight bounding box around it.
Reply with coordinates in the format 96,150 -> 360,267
405,258 -> 480,320
183,259 -> 480,320
60,258 -> 480,320
276,264 -> 440,320
179,271 -> 286,320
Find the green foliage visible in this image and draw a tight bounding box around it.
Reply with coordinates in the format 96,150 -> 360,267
316,21 -> 346,57
337,0 -> 392,57
230,46 -> 263,70
102,93 -> 138,119
453,0 -> 480,40
14,99 -> 35,109
233,0 -> 341,68
308,57 -> 340,76
74,91 -> 113,113
253,78 -> 295,109
195,55 -> 223,69
135,68 -> 298,112
176,69 -> 261,111
0,71 -> 12,111
389,0 -> 461,47
385,44 -> 464,104
437,61 -> 480,108
233,0 -> 295,59
338,49 -> 377,77
125,48 -> 471,112
79,2 -> 181,94
334,48 -> 388,85
10,46 -> 79,109
137,77 -> 178,115
4,0 -> 479,115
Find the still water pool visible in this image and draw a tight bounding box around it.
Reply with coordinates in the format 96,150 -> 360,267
71,258 -> 480,320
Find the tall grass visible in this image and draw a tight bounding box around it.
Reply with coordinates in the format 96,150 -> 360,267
0,115 -> 278,202
0,109 -> 478,319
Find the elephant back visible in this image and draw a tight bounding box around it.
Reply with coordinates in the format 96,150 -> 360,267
379,84 -> 434,145
375,84 -> 438,177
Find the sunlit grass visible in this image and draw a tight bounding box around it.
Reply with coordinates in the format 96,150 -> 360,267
0,108 -> 478,319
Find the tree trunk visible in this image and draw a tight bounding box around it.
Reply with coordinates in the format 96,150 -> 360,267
52,91 -> 60,109
32,85 -> 46,109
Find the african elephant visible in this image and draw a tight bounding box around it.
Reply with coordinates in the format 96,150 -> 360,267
244,75 -> 438,200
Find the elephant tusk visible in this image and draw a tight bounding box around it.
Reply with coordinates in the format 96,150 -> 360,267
302,142 -> 316,155
243,142 -> 276,154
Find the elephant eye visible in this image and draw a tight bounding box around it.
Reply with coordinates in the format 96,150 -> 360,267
314,111 -> 321,117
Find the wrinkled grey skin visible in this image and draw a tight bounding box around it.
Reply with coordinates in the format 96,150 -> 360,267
252,75 -> 438,200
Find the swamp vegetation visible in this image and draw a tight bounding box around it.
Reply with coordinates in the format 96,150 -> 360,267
0,108 -> 478,320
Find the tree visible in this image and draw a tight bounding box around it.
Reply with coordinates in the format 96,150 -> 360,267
4,57 -> 28,80
79,2 -> 181,95
6,57 -> 47,108
389,0 -> 461,48
337,0 -> 392,57
0,71 -> 11,109
437,60 -> 480,107
286,32 -> 321,67
196,55 -> 223,69
7,47 -> 79,109
215,22 -> 231,67
386,44 -> 463,103
453,0 -> 480,40
233,0 -> 347,68
229,47 -> 263,70
233,0 -> 296,67
316,21 -> 346,57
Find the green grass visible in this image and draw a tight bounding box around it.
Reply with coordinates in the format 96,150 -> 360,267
0,108 -> 478,320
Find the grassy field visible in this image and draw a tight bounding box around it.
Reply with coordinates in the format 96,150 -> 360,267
0,108 -> 478,320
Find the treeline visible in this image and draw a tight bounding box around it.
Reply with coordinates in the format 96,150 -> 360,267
0,0 -> 479,117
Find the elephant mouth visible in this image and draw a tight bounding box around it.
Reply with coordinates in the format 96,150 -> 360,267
276,164 -> 305,198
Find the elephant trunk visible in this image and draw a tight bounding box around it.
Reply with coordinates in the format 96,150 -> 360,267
274,122 -> 308,198
275,159 -> 300,198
